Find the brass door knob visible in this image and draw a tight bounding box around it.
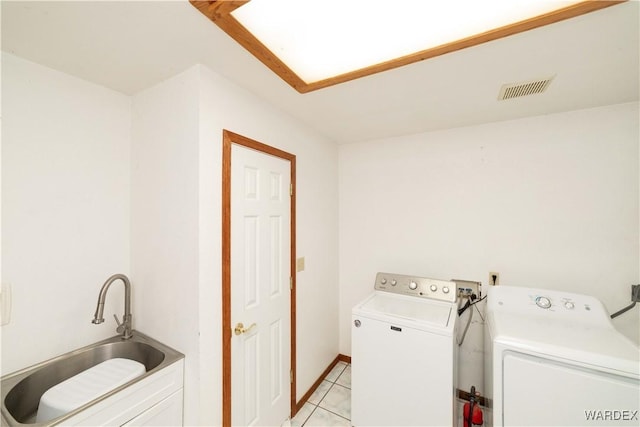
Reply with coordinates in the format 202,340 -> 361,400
234,322 -> 257,335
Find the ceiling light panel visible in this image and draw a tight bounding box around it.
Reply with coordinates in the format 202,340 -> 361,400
231,0 -> 583,83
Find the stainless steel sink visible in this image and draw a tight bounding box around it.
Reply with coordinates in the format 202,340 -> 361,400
1,331 -> 184,426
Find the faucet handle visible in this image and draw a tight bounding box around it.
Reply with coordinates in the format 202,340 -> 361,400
113,314 -> 125,333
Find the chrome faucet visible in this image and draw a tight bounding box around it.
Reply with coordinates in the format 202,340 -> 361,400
92,274 -> 133,340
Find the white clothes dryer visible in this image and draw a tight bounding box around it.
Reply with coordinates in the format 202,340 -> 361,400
351,272 -> 459,426
485,285 -> 639,426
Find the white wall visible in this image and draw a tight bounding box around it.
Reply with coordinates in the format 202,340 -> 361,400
1,54 -> 338,425
1,53 -> 131,374
131,64 -> 340,425
130,66 -> 202,425
8,46 -> 635,423
339,102 -> 640,393
198,65 -> 340,414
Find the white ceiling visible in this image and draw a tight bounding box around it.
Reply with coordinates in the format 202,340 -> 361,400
2,0 -> 639,144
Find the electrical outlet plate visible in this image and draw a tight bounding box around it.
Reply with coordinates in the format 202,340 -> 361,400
1,283 -> 12,326
489,272 -> 500,286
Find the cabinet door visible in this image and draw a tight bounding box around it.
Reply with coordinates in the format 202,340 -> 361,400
122,389 -> 183,426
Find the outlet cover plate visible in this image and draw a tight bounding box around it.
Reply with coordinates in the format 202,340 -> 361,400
1,283 -> 12,326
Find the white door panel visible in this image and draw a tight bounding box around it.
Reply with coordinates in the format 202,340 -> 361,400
231,144 -> 291,427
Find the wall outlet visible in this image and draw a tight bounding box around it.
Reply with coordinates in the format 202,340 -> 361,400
1,283 -> 12,326
489,272 -> 500,286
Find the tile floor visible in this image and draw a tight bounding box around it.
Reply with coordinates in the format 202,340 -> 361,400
289,361 -> 481,427
291,361 -> 352,427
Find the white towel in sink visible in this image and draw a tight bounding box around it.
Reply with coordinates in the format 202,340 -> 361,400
36,358 -> 145,423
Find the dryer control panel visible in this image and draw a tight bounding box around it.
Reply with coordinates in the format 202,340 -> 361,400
487,285 -> 611,325
374,272 -> 457,302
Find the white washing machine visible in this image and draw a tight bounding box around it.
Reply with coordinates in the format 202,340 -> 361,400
351,272 -> 459,427
485,285 -> 639,426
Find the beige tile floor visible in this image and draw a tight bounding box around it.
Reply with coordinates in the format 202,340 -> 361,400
291,362 -> 351,427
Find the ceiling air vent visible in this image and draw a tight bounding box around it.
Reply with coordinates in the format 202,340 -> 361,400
498,76 -> 554,100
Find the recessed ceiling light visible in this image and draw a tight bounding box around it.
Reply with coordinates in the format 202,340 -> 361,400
191,0 -> 626,93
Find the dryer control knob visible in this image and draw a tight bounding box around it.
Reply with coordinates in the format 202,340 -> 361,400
564,301 -> 575,310
391,279 -> 397,286
409,281 -> 418,290
380,278 -> 387,284
535,296 -> 552,309
442,286 -> 450,294
430,284 -> 438,292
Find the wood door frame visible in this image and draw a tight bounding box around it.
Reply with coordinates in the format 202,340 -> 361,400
222,129 -> 297,427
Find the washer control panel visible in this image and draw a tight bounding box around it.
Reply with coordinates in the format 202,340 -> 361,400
375,272 -> 456,302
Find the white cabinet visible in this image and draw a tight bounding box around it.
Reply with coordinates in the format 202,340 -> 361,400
62,359 -> 184,426
123,390 -> 183,426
